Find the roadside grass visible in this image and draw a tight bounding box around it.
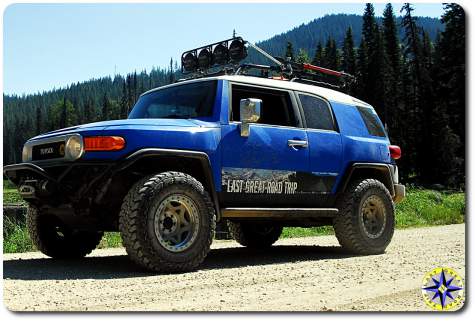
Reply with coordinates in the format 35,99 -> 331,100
282,226 -> 334,238
281,187 -> 465,238
3,216 -> 33,253
3,180 -> 25,204
3,184 -> 465,253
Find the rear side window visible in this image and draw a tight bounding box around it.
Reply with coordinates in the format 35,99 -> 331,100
356,106 -> 386,137
298,94 -> 335,131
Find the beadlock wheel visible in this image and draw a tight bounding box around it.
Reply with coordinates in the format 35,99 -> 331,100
153,194 -> 200,253
360,194 -> 387,239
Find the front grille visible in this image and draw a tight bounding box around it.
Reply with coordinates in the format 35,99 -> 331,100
32,141 -> 66,161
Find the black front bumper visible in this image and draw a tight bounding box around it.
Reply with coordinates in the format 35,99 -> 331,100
3,161 -> 114,205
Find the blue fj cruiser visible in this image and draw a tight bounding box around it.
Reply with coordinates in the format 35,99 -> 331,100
4,38 -> 405,272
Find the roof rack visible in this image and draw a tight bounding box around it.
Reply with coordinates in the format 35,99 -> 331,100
179,36 -> 355,90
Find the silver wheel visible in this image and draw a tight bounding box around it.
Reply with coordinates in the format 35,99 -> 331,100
153,194 -> 200,253
360,195 -> 387,239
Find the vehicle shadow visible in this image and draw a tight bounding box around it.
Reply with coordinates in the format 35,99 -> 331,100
3,245 -> 357,281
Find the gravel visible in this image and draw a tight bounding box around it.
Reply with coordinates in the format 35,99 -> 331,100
3,224 -> 465,311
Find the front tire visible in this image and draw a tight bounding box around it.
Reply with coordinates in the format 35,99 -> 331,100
119,172 -> 216,273
333,178 -> 395,255
26,207 -> 103,258
227,221 -> 282,248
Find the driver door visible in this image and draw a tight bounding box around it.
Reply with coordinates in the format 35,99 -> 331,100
219,83 -> 310,207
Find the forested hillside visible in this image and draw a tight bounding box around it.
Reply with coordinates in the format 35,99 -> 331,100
250,13 -> 442,63
2,4 -> 465,188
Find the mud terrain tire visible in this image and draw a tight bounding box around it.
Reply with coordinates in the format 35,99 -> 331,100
119,171 -> 216,273
333,178 -> 395,255
26,206 -> 103,258
227,221 -> 282,248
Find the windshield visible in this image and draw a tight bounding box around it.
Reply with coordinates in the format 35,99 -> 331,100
128,80 -> 217,119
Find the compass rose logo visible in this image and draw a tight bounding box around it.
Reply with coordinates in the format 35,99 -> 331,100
421,267 -> 464,311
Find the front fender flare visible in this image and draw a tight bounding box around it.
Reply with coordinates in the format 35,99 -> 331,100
112,148 -> 221,220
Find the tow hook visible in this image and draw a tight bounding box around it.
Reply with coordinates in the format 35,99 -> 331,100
18,179 -> 56,199
19,184 -> 36,198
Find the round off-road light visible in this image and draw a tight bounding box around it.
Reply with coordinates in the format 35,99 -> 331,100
65,135 -> 84,160
229,39 -> 247,62
182,52 -> 198,72
198,48 -> 212,69
213,43 -> 229,65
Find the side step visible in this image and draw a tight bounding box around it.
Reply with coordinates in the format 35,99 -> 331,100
221,207 -> 339,219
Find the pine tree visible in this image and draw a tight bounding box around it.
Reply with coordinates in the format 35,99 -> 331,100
35,107 -> 42,134
296,48 -> 310,64
437,3 -> 465,146
126,74 -> 134,111
356,40 -> 369,101
133,72 -> 138,103
169,58 -> 174,84
430,3 -> 465,186
362,3 -> 377,49
120,80 -> 128,119
370,26 -> 387,121
382,3 -> 402,139
285,41 -> 295,61
312,42 -> 324,66
358,4 -> 387,119
382,3 -> 401,81
401,3 -> 423,102
323,37 -> 339,70
59,98 -> 67,129
102,93 -> 111,120
358,3 -> 383,107
342,27 -> 356,75
401,3 -> 435,184
84,98 -> 93,123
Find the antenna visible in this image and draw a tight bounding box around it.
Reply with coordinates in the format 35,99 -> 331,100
233,29 -> 236,38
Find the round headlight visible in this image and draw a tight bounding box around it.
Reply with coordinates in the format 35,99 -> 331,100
65,135 -> 84,160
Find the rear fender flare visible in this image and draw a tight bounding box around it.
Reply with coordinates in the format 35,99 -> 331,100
337,163 -> 395,196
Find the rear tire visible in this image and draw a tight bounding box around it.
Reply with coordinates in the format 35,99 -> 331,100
227,221 -> 282,248
333,178 -> 395,255
26,207 -> 103,258
119,172 -> 216,273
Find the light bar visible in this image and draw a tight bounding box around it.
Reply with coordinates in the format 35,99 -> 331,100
181,37 -> 248,74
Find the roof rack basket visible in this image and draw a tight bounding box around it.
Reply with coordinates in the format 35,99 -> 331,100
179,36 -> 355,91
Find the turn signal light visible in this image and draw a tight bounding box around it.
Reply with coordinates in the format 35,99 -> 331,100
84,136 -> 125,151
389,145 -> 401,160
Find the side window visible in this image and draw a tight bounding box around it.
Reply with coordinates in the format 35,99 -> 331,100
356,106 -> 387,137
231,85 -> 297,127
298,94 -> 335,131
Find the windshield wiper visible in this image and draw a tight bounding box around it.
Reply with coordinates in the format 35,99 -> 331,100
160,114 -> 190,119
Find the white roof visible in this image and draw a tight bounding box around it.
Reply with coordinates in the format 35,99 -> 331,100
142,75 -> 373,108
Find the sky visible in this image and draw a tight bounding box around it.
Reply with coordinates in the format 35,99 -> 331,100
3,2 -> 445,95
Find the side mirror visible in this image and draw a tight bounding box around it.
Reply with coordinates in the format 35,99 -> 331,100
239,98 -> 262,137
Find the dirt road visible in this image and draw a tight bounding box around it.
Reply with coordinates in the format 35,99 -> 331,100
3,224 -> 465,311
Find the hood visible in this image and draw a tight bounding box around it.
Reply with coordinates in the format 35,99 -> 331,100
31,118 -> 213,141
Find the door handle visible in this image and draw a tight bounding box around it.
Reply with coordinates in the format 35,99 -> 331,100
287,139 -> 308,149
